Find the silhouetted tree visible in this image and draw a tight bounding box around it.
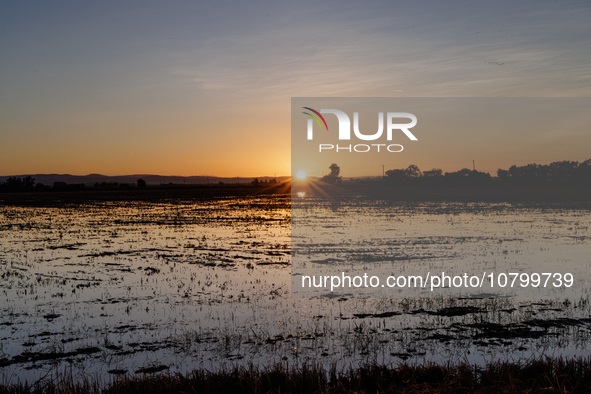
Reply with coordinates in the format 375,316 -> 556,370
445,168 -> 471,179
329,163 -> 340,177
422,168 -> 442,178
1,176 -> 35,190
445,168 -> 490,182
548,160 -> 578,180
5,177 -> 23,188
385,165 -> 424,181
322,163 -> 342,184
23,176 -> 35,188
497,169 -> 509,179
578,159 -> 591,180
137,178 -> 147,188
404,165 -> 421,178
508,164 -> 542,179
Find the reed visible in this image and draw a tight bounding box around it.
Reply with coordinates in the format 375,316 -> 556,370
2,356 -> 591,393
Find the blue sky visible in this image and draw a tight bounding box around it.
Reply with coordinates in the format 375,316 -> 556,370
1,0 -> 590,176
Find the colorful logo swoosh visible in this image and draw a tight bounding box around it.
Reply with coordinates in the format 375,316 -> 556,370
302,107 -> 329,131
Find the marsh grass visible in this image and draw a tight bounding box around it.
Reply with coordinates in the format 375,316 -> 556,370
2,357 -> 591,393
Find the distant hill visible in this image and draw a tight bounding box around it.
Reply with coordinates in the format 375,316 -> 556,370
0,174 -> 288,186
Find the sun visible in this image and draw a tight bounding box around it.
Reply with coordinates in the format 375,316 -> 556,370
295,170 -> 307,180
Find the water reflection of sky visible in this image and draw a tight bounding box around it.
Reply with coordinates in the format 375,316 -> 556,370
293,199 -> 591,298
1,198 -> 591,383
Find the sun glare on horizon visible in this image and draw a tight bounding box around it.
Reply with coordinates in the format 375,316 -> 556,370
295,170 -> 307,180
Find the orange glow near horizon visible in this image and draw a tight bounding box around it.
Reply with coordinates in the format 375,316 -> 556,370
2,3 -> 591,177
0,113 -> 292,177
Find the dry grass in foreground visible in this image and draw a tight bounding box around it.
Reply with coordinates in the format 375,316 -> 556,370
3,357 -> 591,394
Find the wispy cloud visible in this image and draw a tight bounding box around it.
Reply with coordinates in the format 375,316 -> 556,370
1,0 -> 590,175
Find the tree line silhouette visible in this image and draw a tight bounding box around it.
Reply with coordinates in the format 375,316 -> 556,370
251,178 -> 278,187
0,177 -> 148,192
2,159 -> 590,193
385,165 -> 491,183
0,176 -> 37,190
498,159 -> 591,181
0,176 -> 278,192
382,159 -> 591,184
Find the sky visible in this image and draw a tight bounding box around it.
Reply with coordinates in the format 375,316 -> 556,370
1,0 -> 590,177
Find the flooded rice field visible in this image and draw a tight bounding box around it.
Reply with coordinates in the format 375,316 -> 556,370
292,198 -> 591,299
1,195 -> 591,384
